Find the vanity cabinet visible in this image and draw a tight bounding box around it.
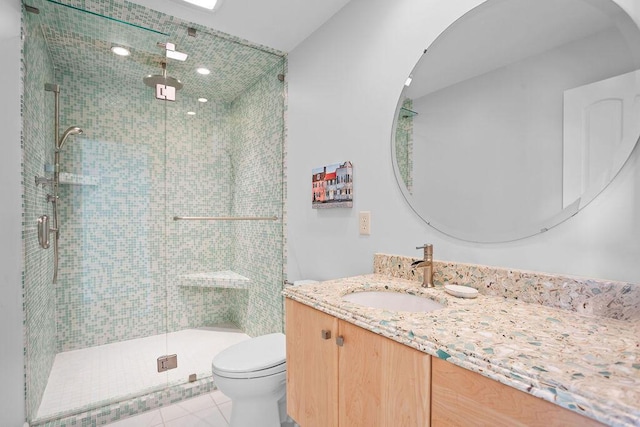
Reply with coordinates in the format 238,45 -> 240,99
431,357 -> 604,426
285,299 -> 431,427
287,299 -> 605,427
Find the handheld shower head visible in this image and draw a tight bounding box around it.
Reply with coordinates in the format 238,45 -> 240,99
58,126 -> 83,150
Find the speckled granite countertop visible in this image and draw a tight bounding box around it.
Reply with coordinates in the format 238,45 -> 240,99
283,274 -> 640,427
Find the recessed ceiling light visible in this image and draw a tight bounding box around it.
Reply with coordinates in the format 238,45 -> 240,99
182,0 -> 221,10
187,111 -> 196,115
111,46 -> 130,56
404,76 -> 413,87
198,98 -> 208,103
196,67 -> 211,75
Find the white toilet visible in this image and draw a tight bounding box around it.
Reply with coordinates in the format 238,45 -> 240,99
212,332 -> 289,427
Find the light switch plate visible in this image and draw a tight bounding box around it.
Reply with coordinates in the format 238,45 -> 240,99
359,211 -> 371,235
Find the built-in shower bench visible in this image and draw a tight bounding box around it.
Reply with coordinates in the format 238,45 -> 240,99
178,270 -> 250,289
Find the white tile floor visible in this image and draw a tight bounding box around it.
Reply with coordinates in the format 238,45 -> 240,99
106,389 -> 233,427
37,326 -> 250,419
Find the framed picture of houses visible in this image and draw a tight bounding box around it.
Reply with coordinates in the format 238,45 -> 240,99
312,161 -> 353,208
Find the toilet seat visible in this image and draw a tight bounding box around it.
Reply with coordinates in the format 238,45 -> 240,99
213,361 -> 286,379
212,333 -> 286,379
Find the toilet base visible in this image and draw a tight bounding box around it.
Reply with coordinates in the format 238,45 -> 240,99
213,370 -> 288,427
228,394 -> 285,427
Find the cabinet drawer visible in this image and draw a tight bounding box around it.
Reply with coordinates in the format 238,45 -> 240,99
431,358 -> 604,427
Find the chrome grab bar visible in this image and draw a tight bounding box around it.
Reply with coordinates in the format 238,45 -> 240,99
173,215 -> 278,221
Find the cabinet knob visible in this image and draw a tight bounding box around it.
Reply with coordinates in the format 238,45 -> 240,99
336,336 -> 344,347
321,329 -> 331,340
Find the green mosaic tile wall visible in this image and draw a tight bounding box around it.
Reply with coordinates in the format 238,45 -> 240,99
56,71 -> 169,348
23,10 -> 58,420
227,62 -> 286,337
56,61 -> 285,350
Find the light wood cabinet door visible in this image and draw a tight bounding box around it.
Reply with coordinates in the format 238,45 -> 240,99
286,298 -> 431,427
431,357 -> 604,427
286,299 -> 339,427
338,320 -> 431,427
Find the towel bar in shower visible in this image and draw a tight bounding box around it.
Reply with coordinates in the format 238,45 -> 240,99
173,215 -> 278,221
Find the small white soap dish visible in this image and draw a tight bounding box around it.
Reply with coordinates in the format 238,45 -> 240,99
444,284 -> 478,299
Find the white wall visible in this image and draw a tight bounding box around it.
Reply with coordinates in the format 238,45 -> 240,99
286,0 -> 640,284
0,0 -> 26,425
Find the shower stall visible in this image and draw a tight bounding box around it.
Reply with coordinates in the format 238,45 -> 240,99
22,0 -> 285,424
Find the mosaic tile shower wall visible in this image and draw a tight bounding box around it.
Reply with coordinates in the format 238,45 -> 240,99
22,11 -> 57,419
56,70 -> 164,350
56,67 -> 285,350
227,62 -> 286,337
165,100 -> 237,333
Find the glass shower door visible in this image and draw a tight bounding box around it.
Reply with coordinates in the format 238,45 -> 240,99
25,0 -> 287,421
24,2 -> 172,421
51,7 -> 173,408
163,32 -> 286,388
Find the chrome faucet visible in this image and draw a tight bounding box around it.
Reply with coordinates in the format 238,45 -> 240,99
412,244 -> 434,288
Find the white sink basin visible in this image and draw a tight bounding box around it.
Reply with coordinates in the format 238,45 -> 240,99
342,291 -> 444,312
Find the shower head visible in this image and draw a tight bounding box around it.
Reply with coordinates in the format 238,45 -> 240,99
143,61 -> 183,91
143,74 -> 184,90
57,126 -> 83,151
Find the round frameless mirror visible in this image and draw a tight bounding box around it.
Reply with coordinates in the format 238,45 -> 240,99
392,0 -> 640,242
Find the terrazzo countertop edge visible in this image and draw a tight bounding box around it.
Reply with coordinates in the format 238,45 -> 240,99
283,274 -> 640,427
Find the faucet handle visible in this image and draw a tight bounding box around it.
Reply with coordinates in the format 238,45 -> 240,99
416,243 -> 433,255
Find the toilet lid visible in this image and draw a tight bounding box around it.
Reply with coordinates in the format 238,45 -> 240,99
213,333 -> 286,376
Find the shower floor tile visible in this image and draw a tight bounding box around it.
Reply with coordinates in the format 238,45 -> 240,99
37,326 -> 250,420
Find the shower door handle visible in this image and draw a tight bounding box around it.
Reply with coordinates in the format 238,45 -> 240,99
37,215 -> 50,249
